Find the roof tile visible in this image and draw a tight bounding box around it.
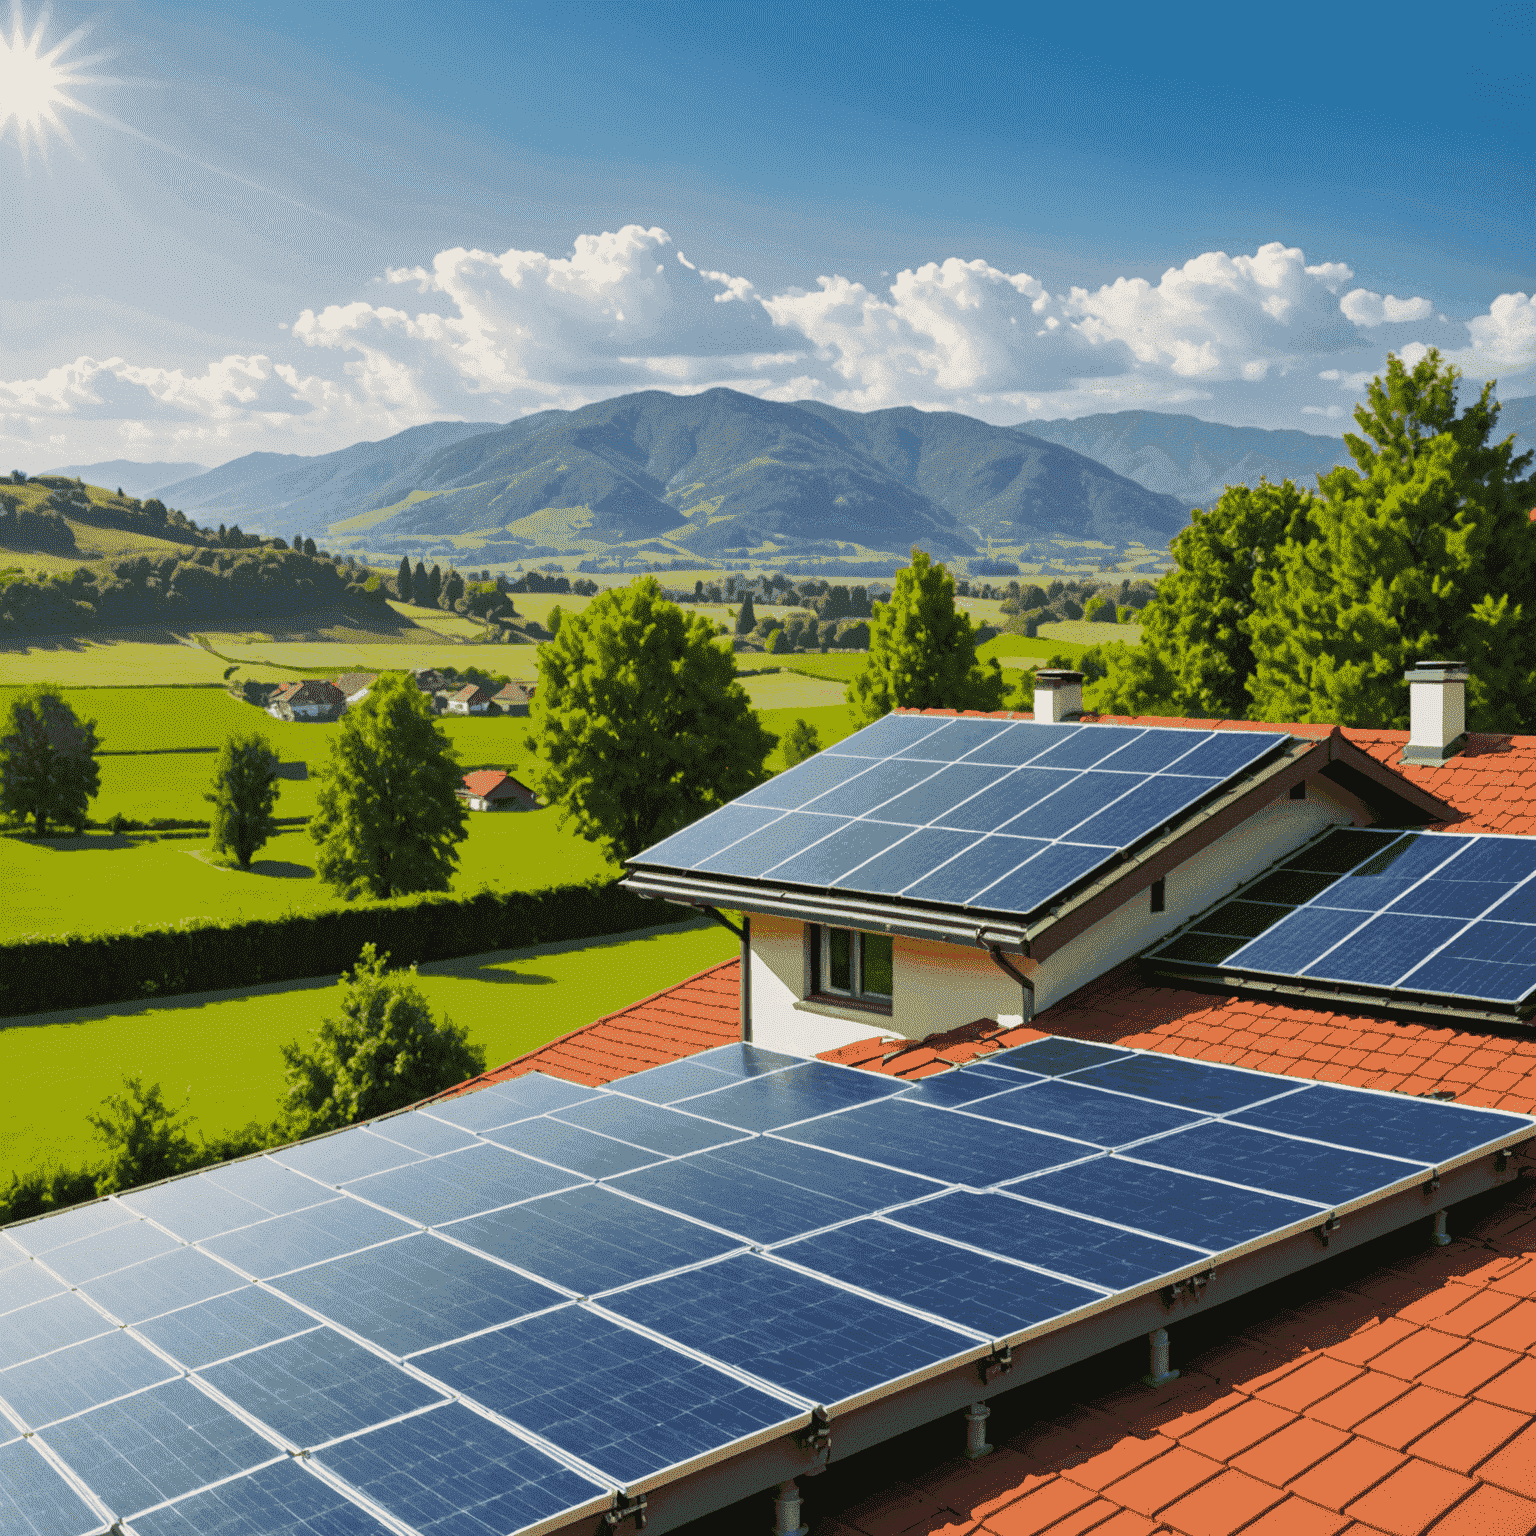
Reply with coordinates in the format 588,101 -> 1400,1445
1415,1342 -> 1525,1398
1406,1399 -> 1529,1476
1341,1459 -> 1475,1536
1154,1467 -> 1284,1535
1224,1496 -> 1350,1536
1350,1385 -> 1463,1451
1055,1436 -> 1170,1494
1230,1416 -> 1350,1485
1469,1299 -> 1536,1354
1419,1481 -> 1536,1535
1287,1440 -> 1407,1511
1178,1398 -> 1296,1462
981,1479 -> 1100,1536
1253,1356 -> 1365,1412
1472,1354 -> 1536,1414
1098,1445 -> 1225,1517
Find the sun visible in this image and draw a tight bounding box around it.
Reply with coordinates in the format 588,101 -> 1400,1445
1,9 -> 101,152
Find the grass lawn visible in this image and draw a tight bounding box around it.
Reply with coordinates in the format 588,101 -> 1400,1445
0,918 -> 738,1178
739,672 -> 848,711
1037,619 -> 1143,647
758,703 -> 860,767
0,808 -> 614,942
0,640 -> 236,687
777,653 -> 868,683
0,684 -> 257,753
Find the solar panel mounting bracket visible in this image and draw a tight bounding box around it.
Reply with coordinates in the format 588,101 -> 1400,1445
604,1492 -> 649,1530
1496,1149 -> 1512,1173
976,1343 -> 1014,1384
1316,1215 -> 1343,1247
1163,1270 -> 1214,1308
795,1404 -> 833,1460
1423,1174 -> 1441,1195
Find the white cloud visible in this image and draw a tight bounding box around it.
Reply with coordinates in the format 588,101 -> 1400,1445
0,354 -> 313,422
1441,292 -> 1536,377
1339,289 -> 1435,326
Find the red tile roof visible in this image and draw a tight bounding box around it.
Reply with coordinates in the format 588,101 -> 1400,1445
458,769 -> 535,804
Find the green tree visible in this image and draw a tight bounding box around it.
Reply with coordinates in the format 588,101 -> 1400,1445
441,567 -> 465,609
735,589 -> 757,634
527,577 -> 777,861
547,603 -> 564,636
309,674 -> 468,898
88,1075 -> 196,1196
413,558 -> 428,596
1086,479 -> 1316,718
847,548 -> 1006,725
279,943 -> 485,1138
764,626 -> 785,654
206,731 -> 280,868
425,563 -> 443,607
1248,351 -> 1536,728
781,717 -> 821,767
397,554 -> 413,603
0,684 -> 101,836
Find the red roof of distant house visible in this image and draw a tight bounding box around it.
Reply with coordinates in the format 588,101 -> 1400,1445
493,681 -> 535,703
285,679 -> 345,707
451,683 -> 492,703
458,769 -> 536,804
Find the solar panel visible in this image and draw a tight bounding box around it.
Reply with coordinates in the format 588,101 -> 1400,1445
357,1110 -> 480,1157
1147,829 -> 1536,1013
267,1127 -> 425,1186
3,1032 -> 1533,1533
628,715 -> 1290,919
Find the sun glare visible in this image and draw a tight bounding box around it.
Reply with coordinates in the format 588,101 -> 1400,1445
1,9 -> 101,153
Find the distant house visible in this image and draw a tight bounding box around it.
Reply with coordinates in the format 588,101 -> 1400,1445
448,683 -> 494,715
332,672 -> 378,705
268,679 -> 346,722
458,769 -> 538,811
492,681 -> 536,716
414,668 -> 450,694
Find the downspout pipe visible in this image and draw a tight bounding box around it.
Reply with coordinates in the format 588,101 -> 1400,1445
979,936 -> 1035,1023
702,907 -> 752,1043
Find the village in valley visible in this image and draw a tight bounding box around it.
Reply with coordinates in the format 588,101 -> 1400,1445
2,6 -> 1535,1536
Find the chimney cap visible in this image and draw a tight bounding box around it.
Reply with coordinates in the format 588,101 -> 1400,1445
1035,669 -> 1084,686
1405,660 -> 1469,684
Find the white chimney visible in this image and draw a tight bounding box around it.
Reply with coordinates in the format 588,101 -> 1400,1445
1403,660 -> 1468,763
1034,668 -> 1084,724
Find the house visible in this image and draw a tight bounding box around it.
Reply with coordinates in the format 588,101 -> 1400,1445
414,668 -> 450,694
492,680 -> 536,715
447,682 -> 494,715
457,768 -> 538,811
331,671 -> 378,705
266,678 -> 346,721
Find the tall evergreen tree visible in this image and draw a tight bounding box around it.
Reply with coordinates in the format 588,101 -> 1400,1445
441,568 -> 465,609
1248,351 -> 1536,729
425,563 -> 443,607
396,555 -> 413,603
735,590 -> 757,634
847,548 -> 1006,724
0,685 -> 101,836
309,675 -> 468,898
206,732 -> 280,868
413,559 -> 428,596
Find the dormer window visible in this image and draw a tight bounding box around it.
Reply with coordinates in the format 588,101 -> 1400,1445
811,926 -> 893,1011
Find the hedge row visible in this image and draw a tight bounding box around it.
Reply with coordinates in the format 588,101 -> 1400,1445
0,880 -> 687,1017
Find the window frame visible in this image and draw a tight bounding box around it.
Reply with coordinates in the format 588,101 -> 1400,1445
808,924 -> 894,1014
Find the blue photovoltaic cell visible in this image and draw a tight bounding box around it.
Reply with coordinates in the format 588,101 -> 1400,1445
552,1095 -> 746,1158
964,1080 -> 1205,1147
133,1288 -> 314,1372
1027,726 -> 1144,771
827,712 -> 953,758
1315,875 -> 1427,912
694,811 -> 846,877
765,818 -> 915,886
635,803 -> 786,871
6,1202 -> 135,1257
1068,774 -> 1222,848
120,1176 -> 273,1244
1404,954 -> 1536,1004
896,1189 -> 1206,1292
0,1328 -> 178,1430
128,1454 -> 394,1536
934,768 -> 1079,834
971,843 -> 1114,914
777,1220 -> 1102,1339
1130,1122 -> 1425,1206
842,827 -> 983,896
1372,879 -> 1512,920
1433,838 -> 1536,884
0,1437 -> 102,1536
608,1135 -> 940,1247
271,1233 -> 564,1357
200,1198 -> 416,1281
1305,914 -> 1467,986
418,1305 -> 801,1484
987,1037 -> 1133,1076
778,1097 -> 1094,1185
1224,906 -> 1367,973
364,1110 -> 480,1157
1169,733 -> 1285,779
1013,1159 -> 1331,1251
1064,1055 -> 1293,1115
956,721 -> 1081,766
1231,1083 -> 1535,1164
78,1246 -> 243,1326
682,1060 -> 907,1132
0,1259 -> 65,1317
0,1293 -> 114,1370
900,834 -> 1045,905
1434,920 -> 1536,965
603,1253 -> 976,1408
40,1221 -> 180,1286
268,1127 -> 424,1186
443,1184 -> 743,1296
895,719 -> 1015,762
995,772 -> 1142,841
800,759 -> 943,818
896,1063 -> 1044,1108
873,764 -> 1017,825
483,1116 -> 662,1177
315,1401 -> 607,1534
738,751 -> 877,810
42,1377 -> 277,1519
343,1142 -> 585,1226
615,1042 -> 803,1105
201,1159 -> 334,1219
1093,729 -> 1211,774
199,1328 -> 444,1448
1482,884 -> 1536,923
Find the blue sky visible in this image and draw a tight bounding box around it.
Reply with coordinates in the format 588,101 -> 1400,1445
3,0 -> 1531,469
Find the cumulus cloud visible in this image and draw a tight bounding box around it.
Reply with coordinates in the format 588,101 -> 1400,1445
1339,289 -> 1435,326
6,226 -> 1534,465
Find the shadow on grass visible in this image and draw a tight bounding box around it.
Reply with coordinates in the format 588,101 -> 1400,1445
223,859 -> 314,880
7,833 -> 142,851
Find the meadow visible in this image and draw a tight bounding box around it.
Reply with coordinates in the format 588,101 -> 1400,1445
0,919 -> 738,1176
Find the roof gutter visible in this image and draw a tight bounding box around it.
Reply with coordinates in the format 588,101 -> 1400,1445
699,907 -> 752,1043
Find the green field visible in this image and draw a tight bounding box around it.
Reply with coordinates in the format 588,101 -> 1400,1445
1037,618 -> 1143,647
739,672 -> 848,711
0,919 -> 739,1178
0,808 -> 613,942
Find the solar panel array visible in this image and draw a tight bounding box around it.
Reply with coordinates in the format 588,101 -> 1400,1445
1147,829 -> 1536,1010
2,1041 -> 1530,1536
631,714 -> 1289,917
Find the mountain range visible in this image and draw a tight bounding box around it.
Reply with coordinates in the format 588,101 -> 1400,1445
43,460 -> 210,501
